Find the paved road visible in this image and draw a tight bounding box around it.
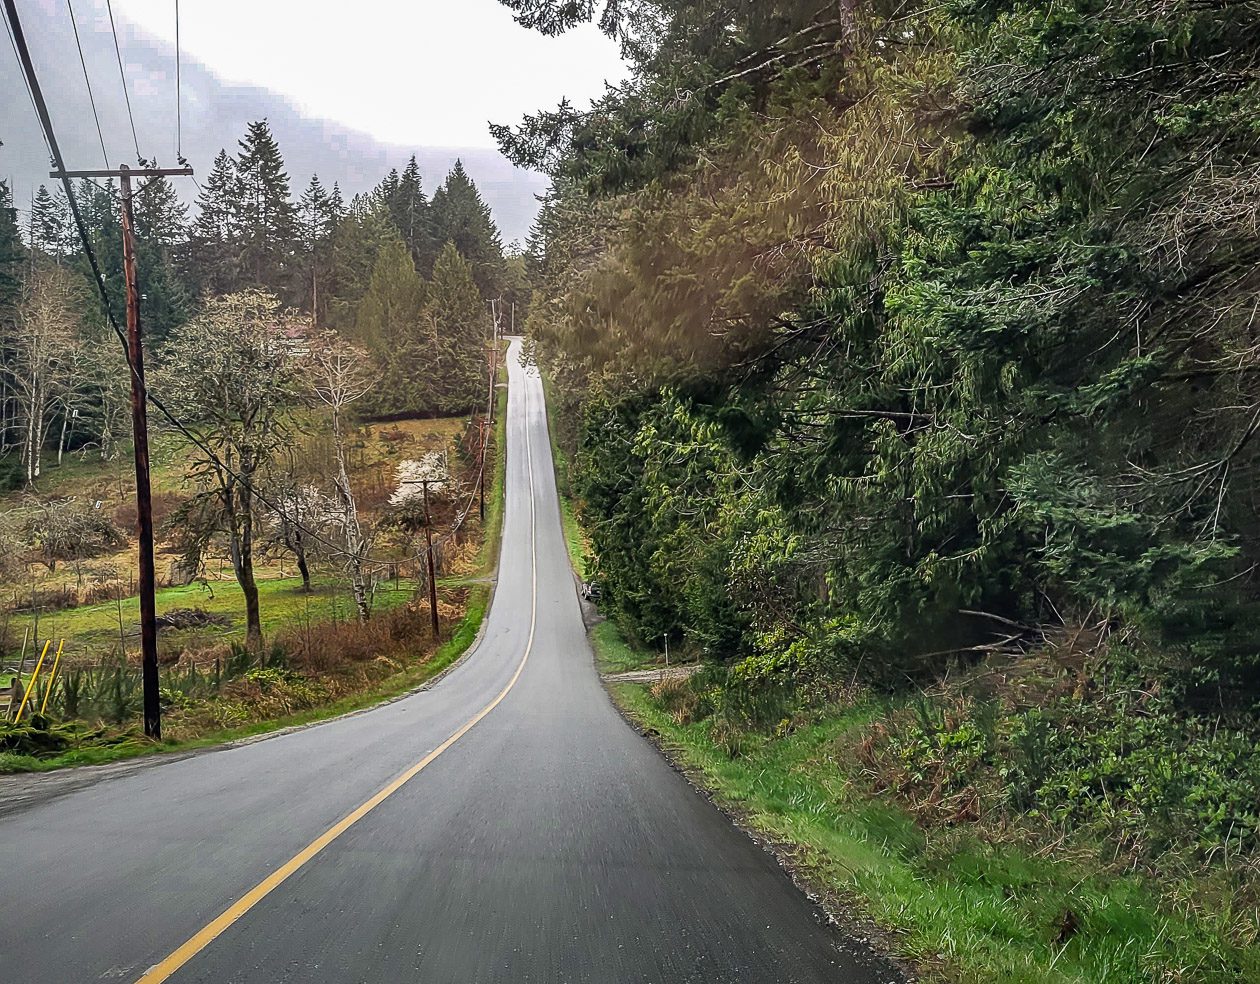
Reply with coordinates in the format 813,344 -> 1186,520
0,340 -> 896,983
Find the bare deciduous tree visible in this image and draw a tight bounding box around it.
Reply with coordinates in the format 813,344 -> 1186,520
156,290 -> 303,651
308,331 -> 376,621
6,267 -> 82,485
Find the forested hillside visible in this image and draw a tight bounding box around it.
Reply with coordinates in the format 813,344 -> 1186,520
0,120 -> 519,486
503,0 -> 1260,978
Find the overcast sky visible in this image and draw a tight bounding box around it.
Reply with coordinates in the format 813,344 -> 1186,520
111,0 -> 628,149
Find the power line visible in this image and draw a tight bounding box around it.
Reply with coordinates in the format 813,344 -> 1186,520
103,0 -> 142,162
0,4 -> 51,162
175,0 -> 183,162
65,0 -> 109,167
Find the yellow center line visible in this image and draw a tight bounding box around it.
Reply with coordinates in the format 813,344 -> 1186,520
136,361 -> 537,984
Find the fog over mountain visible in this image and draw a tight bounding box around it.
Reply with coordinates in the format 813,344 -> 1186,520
1,0 -> 549,244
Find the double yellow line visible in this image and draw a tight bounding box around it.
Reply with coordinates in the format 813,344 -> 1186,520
137,364 -> 537,983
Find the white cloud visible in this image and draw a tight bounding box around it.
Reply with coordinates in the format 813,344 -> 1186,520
111,0 -> 627,148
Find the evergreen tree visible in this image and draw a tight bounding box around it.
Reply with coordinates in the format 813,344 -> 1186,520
234,120 -> 297,291
353,233 -> 426,415
429,161 -> 504,296
0,182 -> 24,313
133,173 -> 189,256
29,185 -> 68,259
325,196 -> 396,329
75,178 -> 191,346
188,149 -> 241,294
0,182 -> 25,459
389,156 -> 433,274
299,174 -> 338,325
328,181 -> 347,223
423,241 -> 485,413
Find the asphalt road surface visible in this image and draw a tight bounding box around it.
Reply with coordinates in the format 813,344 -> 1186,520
0,340 -> 898,983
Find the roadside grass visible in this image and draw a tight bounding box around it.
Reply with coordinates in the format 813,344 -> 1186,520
592,619 -> 662,675
540,373 -> 589,579
606,675 -> 1259,984
0,585 -> 492,775
477,357 -> 510,573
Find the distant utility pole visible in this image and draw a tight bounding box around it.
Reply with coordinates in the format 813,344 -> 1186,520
50,163 -> 193,740
399,473 -> 443,640
420,479 -> 440,639
478,417 -> 488,523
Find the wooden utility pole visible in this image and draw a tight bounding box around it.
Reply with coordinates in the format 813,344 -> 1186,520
52,164 -> 193,739
119,166 -> 160,739
478,417 -> 488,522
421,480 -> 440,639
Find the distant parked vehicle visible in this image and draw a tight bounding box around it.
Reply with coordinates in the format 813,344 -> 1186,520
580,581 -> 602,602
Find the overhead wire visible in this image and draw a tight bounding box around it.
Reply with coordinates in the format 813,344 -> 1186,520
103,0 -> 142,162
175,0 -> 184,164
1,3 -> 52,162
65,0 -> 109,167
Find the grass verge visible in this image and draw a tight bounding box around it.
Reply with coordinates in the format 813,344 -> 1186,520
598,637 -> 1258,983
0,585 -> 492,775
540,372 -> 588,579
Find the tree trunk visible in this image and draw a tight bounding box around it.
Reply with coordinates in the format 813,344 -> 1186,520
227,479 -> 264,652
350,562 -> 370,623
295,543 -> 311,593
57,405 -> 68,466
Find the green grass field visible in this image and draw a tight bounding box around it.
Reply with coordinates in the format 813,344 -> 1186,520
4,576 -> 420,665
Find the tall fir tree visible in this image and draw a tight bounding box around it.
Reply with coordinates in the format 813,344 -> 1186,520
76,179 -> 191,346
188,149 -> 241,294
0,182 -> 24,313
133,174 -> 189,256
325,193 -> 394,329
0,181 -> 25,457
29,185 -> 68,259
234,120 -> 297,291
299,174 -> 338,325
389,156 -> 433,274
353,233 -> 426,415
429,161 -> 504,296
423,241 -> 485,413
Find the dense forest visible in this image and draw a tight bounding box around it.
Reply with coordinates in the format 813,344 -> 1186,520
504,0 -> 1260,974
0,120 -> 525,487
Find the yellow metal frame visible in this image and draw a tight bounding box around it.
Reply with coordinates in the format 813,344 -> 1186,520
14,639 -> 51,723
38,639 -> 66,717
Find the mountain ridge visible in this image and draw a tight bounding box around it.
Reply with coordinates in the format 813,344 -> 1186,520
2,0 -> 548,244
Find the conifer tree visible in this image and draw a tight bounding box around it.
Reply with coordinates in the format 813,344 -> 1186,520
29,185 -> 68,259
430,161 -> 504,296
76,178 -> 190,346
423,241 -> 485,412
0,182 -> 25,456
354,233 -> 426,415
325,196 -> 396,329
235,119 -> 297,291
390,156 -> 433,274
188,149 -> 241,294
0,182 -> 24,314
299,174 -> 338,325
133,173 -> 189,255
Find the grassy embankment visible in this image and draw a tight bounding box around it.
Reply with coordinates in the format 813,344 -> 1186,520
541,374 -> 1259,984
0,360 -> 511,773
